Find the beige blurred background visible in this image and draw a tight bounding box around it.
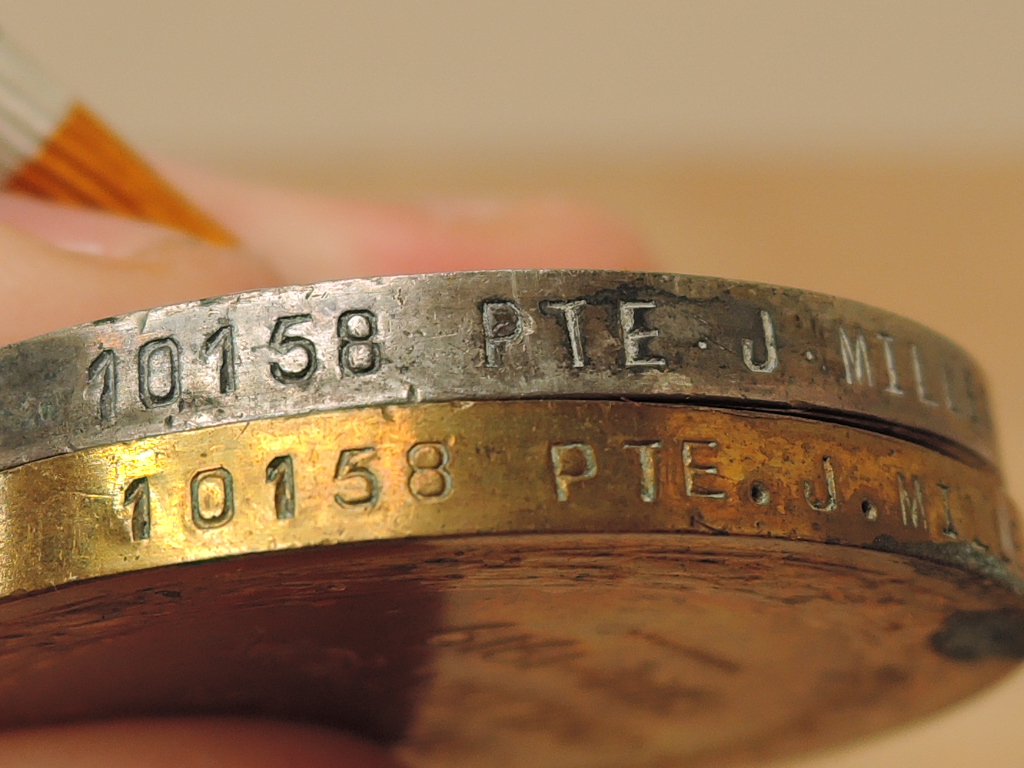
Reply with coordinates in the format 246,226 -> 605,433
1,2 -> 1022,766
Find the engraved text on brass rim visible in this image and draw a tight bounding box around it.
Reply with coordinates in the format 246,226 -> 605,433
0,399 -> 1017,598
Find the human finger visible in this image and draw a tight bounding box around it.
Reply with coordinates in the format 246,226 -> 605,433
158,161 -> 659,283
0,193 -> 282,344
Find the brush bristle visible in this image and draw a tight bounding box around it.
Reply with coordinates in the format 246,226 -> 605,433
5,103 -> 236,245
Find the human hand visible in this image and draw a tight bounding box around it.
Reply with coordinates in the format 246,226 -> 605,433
0,163 -> 652,767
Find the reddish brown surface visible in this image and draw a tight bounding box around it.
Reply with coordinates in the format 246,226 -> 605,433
0,535 -> 1019,768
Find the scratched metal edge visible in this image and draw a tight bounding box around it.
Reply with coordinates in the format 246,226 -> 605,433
85,267 -> 994,383
73,267 -> 996,394
60,268 -> 985,362
0,270 -> 999,472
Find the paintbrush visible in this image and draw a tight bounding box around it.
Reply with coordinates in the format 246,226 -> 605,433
0,31 -> 235,244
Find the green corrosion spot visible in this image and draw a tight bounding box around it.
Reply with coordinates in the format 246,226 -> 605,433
869,534 -> 1024,595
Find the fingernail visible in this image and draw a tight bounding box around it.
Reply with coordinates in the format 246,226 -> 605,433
0,192 -> 188,258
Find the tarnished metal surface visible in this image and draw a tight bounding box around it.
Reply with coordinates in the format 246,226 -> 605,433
0,270 -> 996,470
0,535 -> 1020,768
0,270 -> 1016,767
0,400 -> 1017,597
